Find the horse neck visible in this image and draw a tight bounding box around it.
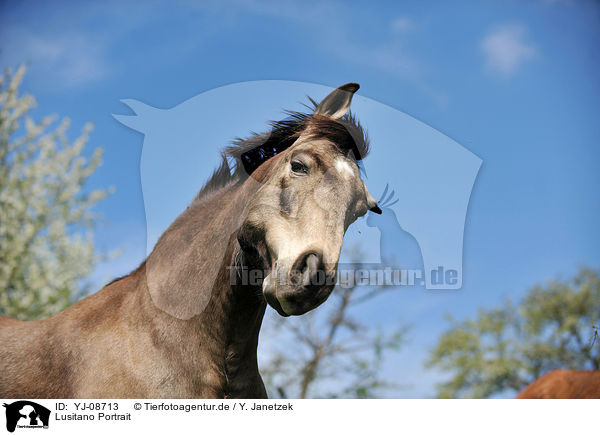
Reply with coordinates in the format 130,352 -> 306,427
138,177 -> 267,383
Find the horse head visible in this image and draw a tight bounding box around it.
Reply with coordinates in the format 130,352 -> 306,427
237,83 -> 380,316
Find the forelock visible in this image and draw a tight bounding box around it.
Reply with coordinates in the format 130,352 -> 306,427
193,100 -> 370,203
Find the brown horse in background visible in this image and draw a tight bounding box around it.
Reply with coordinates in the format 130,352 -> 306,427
516,370 -> 600,398
0,83 -> 381,398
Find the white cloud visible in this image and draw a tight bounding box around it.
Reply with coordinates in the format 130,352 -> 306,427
391,17 -> 414,34
0,2 -> 440,100
0,2 -> 159,89
201,1 -> 421,79
204,2 -> 447,101
481,24 -> 536,77
1,29 -> 109,88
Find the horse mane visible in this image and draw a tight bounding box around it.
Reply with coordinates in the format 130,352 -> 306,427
193,103 -> 370,203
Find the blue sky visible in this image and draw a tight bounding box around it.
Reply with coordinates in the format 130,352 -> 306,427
1,0 -> 599,397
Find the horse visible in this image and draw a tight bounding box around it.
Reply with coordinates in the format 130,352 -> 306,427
0,83 -> 382,398
516,369 -> 600,399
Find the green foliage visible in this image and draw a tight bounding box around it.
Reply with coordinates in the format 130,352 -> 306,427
428,268 -> 600,398
0,66 -> 111,320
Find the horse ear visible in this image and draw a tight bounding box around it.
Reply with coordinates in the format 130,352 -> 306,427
365,184 -> 382,214
313,83 -> 360,119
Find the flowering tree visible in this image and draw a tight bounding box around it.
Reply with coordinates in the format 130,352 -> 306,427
0,66 -> 111,320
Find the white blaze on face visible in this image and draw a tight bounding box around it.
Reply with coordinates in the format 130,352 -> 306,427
334,157 -> 355,180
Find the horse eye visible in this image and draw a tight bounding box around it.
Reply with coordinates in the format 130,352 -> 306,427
291,160 -> 308,174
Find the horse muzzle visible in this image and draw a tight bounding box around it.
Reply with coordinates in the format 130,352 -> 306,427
262,251 -> 338,316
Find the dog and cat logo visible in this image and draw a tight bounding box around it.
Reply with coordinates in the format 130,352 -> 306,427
2,401 -> 50,432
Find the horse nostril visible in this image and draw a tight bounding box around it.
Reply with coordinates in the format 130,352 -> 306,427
305,253 -> 319,275
290,252 -> 324,288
